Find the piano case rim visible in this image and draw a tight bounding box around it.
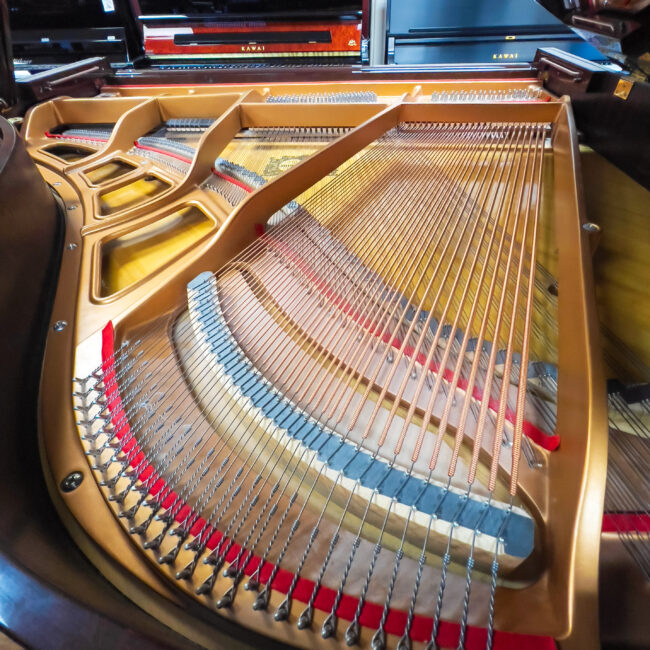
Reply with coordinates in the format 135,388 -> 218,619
34,93 -> 608,649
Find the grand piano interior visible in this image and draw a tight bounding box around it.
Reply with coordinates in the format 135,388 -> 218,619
0,1 -> 649,649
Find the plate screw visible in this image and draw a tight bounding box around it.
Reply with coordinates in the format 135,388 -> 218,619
61,471 -> 83,492
67,243 -> 78,250
582,222 -> 600,233
67,204 -> 77,211
53,320 -> 67,331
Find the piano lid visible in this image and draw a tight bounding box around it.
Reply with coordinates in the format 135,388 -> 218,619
535,0 -> 650,79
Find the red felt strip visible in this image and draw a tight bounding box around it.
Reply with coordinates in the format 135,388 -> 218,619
44,130 -> 109,143
602,513 -> 650,534
211,167 -> 255,193
99,322 -> 554,649
132,141 -> 193,165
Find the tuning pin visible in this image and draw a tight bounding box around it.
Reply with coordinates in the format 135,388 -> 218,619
129,513 -> 155,535
211,554 -> 226,573
175,558 -> 197,580
143,532 -> 165,550
371,627 -> 386,650
321,611 -> 338,638
195,572 -> 216,596
223,564 -> 238,578
274,596 -> 291,621
119,503 -> 139,520
216,584 -> 236,609
132,481 -> 150,494
253,586 -> 271,611
345,620 -> 360,646
297,605 -> 314,630
158,541 -> 182,565
244,577 -> 259,591
203,550 -> 218,565
129,509 -> 157,535
396,633 -> 412,650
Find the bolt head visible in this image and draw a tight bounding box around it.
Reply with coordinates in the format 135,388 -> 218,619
53,320 -> 68,332
61,471 -> 83,492
67,243 -> 78,250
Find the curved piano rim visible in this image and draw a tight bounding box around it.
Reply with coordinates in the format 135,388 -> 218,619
32,161 -> 284,650
0,115 -> 225,650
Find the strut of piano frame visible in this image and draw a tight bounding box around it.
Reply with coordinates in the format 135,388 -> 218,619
27,81 -> 608,650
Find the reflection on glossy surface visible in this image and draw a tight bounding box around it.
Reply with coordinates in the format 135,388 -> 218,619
100,205 -> 214,296
98,175 -> 170,215
85,160 -> 136,185
43,144 -> 94,162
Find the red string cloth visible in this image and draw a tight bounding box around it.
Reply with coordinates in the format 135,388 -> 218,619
99,322 -> 555,650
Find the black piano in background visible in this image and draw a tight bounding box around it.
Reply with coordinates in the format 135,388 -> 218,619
384,0 -> 605,65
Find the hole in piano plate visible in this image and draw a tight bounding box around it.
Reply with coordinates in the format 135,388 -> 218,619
98,174 -> 171,216
84,160 -> 137,185
42,143 -> 95,162
99,205 -> 214,297
547,282 -> 558,297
